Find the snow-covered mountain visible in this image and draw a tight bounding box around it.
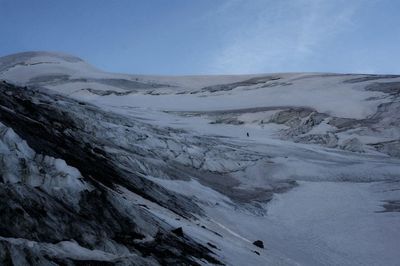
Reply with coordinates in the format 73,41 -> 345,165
0,51 -> 399,265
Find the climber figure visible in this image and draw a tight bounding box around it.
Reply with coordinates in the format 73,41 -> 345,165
246,132 -> 249,137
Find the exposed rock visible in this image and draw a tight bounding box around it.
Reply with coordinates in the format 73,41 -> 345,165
253,240 -> 264,248
171,227 -> 184,237
252,240 -> 264,249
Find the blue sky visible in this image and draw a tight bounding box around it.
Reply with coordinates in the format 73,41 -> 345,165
1,0 -> 399,75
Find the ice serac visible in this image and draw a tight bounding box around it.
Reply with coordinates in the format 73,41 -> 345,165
0,52 -> 400,265
0,83 -> 222,265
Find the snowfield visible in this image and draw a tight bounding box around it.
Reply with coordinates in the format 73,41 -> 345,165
0,51 -> 399,265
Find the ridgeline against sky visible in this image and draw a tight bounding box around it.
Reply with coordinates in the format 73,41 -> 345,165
1,0 -> 399,75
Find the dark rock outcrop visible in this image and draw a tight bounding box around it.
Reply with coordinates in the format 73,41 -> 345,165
253,240 -> 264,249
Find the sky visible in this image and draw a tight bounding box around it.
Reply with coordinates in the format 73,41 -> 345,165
0,0 -> 400,75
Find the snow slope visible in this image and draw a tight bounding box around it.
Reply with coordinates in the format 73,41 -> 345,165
0,52 -> 400,265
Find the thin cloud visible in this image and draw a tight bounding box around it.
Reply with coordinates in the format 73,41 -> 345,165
208,0 -> 362,74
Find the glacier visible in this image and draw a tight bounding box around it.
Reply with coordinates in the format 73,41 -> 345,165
0,51 -> 399,265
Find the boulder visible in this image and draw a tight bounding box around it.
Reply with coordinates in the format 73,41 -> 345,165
252,240 -> 264,249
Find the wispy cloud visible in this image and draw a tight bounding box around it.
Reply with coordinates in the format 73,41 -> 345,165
207,0 -> 362,74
